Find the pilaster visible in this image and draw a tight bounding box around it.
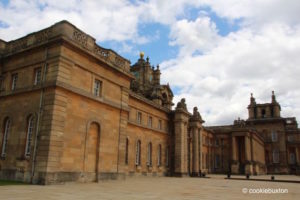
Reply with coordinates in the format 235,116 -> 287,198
173,98 -> 190,176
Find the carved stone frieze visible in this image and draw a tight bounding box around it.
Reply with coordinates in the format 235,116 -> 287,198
72,29 -> 88,48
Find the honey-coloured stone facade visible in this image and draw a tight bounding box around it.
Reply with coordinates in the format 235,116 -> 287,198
0,21 -> 299,184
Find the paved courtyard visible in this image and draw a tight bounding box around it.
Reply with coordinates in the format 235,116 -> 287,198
0,175 -> 299,200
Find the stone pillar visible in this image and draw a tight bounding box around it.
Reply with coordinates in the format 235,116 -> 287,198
199,128 -> 203,172
174,99 -> 190,176
189,107 -> 204,176
117,87 -> 130,177
231,136 -> 239,174
244,134 -> 253,175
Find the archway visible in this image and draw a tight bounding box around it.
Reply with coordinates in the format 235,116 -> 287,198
85,122 -> 100,182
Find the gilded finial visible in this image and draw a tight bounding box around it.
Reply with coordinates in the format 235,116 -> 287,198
140,52 -> 144,59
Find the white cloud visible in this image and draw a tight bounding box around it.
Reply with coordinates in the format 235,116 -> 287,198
162,22 -> 300,125
0,0 -> 142,42
201,0 -> 300,27
169,17 -> 220,56
1,0 -> 300,126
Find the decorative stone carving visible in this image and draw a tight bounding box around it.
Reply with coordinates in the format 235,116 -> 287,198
10,38 -> 27,53
234,117 -> 246,127
192,107 -> 202,119
94,46 -> 108,58
72,29 -> 88,48
115,56 -> 125,68
35,28 -> 52,44
176,98 -> 187,111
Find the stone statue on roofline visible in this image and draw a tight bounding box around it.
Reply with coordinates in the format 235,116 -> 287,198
176,98 -> 187,111
193,107 -> 201,119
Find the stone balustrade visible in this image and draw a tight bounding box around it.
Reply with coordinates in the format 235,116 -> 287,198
0,20 -> 130,73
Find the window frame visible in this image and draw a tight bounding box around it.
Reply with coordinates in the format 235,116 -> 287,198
148,116 -> 152,127
158,120 -> 162,130
135,140 -> 141,166
137,112 -> 142,124
290,153 -> 296,164
11,73 -> 18,91
24,116 -> 34,157
157,144 -> 162,167
93,79 -> 102,97
34,67 -> 42,85
272,149 -> 280,163
271,130 -> 278,142
147,142 -> 152,167
1,118 -> 11,158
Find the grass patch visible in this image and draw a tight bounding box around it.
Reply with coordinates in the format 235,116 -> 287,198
0,180 -> 29,186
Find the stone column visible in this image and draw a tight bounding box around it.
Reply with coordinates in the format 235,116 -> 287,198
199,128 -> 203,172
231,136 -> 239,174
189,107 -> 204,176
174,99 -> 190,176
244,134 -> 253,175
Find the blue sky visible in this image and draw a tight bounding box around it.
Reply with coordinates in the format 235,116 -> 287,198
1,0 -> 300,125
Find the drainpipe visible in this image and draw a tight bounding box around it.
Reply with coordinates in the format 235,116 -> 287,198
31,47 -> 48,183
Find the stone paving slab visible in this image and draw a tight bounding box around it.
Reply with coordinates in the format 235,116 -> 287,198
0,176 -> 299,200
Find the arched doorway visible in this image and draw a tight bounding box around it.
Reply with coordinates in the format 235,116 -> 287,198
85,122 -> 100,182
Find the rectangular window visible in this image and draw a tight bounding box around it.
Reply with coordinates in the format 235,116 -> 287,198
272,149 -> 279,163
157,145 -> 161,166
158,120 -> 162,130
290,153 -> 296,164
135,140 -> 141,165
271,130 -> 278,142
94,79 -> 102,97
147,143 -> 152,166
1,119 -> 10,158
25,116 -> 34,157
137,112 -> 142,124
34,68 -> 42,85
148,116 -> 152,127
11,73 -> 18,90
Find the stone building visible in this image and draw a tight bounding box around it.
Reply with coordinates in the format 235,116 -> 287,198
207,92 -> 300,175
0,21 -> 299,184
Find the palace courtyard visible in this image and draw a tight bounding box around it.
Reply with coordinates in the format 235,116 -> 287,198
0,175 -> 299,200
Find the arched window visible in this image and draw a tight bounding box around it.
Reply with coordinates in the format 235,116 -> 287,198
125,138 -> 129,165
25,115 -> 34,157
157,144 -> 162,166
1,118 -> 11,158
135,140 -> 141,165
147,142 -> 152,166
